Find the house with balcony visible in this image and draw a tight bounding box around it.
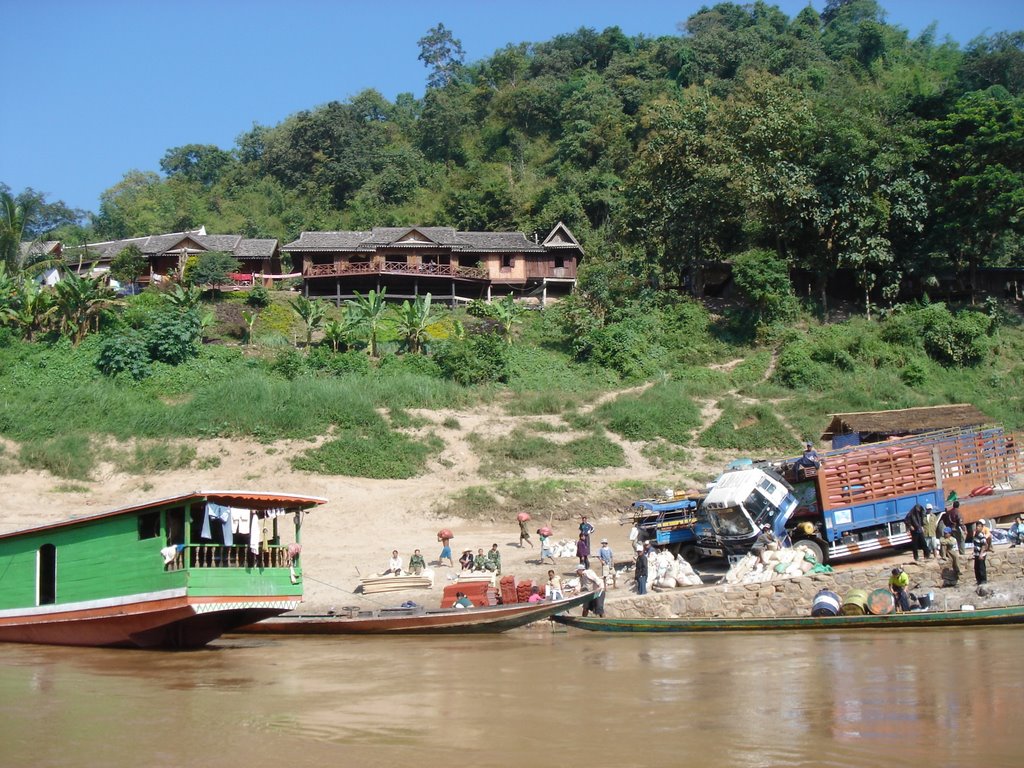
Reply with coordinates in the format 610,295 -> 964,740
284,222 -> 582,305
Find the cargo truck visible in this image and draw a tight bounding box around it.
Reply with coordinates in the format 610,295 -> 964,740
697,427 -> 1024,564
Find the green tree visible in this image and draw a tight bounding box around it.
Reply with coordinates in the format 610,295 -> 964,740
418,23 -> 465,89
322,314 -> 357,352
731,248 -> 797,328
395,293 -> 439,354
346,289 -> 390,357
160,144 -> 234,186
110,244 -> 148,287
289,295 -> 328,350
187,251 -> 241,293
930,87 -> 1024,301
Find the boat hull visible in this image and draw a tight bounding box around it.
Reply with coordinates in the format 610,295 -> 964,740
237,591 -> 597,635
552,605 -> 1024,633
0,592 -> 299,648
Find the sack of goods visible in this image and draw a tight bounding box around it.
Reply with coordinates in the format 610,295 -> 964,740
724,547 -> 816,585
643,549 -> 703,590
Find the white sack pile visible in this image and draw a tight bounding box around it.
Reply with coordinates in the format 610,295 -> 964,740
646,550 -> 703,591
724,547 -> 815,585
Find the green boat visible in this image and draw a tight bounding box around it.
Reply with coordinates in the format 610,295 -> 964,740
552,604 -> 1024,633
0,490 -> 325,649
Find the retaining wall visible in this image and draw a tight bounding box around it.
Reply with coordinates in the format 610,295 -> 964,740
604,547 -> 1024,619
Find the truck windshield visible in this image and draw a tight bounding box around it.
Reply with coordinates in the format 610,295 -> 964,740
744,488 -> 777,528
714,506 -> 756,537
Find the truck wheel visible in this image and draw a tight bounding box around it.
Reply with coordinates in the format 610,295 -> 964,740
679,544 -> 699,565
794,539 -> 826,565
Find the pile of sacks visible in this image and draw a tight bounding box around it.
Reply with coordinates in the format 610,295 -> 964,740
641,549 -> 703,591
724,547 -> 816,585
548,539 -> 581,558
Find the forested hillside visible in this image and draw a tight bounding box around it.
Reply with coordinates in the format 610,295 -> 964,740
7,0 -> 1023,310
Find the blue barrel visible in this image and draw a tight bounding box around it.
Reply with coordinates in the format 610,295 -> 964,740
811,590 -> 841,617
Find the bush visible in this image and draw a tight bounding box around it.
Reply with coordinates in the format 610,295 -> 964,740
595,381 -> 702,445
307,347 -> 372,376
377,352 -> 442,378
271,347 -> 307,380
291,426 -> 441,478
146,310 -> 202,365
245,285 -> 271,308
19,433 -> 95,479
585,315 -> 664,381
773,340 -> 831,390
731,248 -> 798,327
923,309 -> 991,367
434,332 -> 510,385
698,401 -> 798,452
97,331 -> 151,380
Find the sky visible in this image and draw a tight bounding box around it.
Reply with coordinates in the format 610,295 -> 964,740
2,0 -> 1022,215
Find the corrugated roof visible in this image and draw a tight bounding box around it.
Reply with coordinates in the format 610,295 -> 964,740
821,404 -> 989,440
0,490 -> 326,542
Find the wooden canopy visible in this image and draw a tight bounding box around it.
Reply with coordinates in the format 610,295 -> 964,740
821,404 -> 989,441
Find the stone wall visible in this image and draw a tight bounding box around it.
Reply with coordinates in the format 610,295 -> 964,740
604,547 -> 1024,619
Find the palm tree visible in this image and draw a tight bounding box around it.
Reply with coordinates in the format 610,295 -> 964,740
323,313 -> 357,352
0,264 -> 18,326
0,190 -> 38,272
490,293 -> 527,344
395,293 -> 439,355
52,270 -> 119,344
164,284 -> 204,310
289,295 -> 328,350
14,278 -> 55,341
346,288 -> 389,357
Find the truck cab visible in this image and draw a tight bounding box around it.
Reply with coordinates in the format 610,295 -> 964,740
630,493 -> 705,563
697,468 -> 797,559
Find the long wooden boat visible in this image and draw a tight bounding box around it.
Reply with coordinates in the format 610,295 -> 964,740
0,490 -> 325,649
552,604 -> 1024,633
236,590 -> 598,635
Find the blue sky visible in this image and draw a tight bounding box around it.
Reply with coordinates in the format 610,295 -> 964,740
2,0 -> 1022,215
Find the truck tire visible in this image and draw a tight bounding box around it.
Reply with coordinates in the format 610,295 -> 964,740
793,538 -> 826,565
679,544 -> 699,565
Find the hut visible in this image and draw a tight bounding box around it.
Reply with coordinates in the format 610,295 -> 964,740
820,404 -> 989,450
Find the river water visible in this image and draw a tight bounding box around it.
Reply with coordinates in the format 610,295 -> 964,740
0,625 -> 1018,767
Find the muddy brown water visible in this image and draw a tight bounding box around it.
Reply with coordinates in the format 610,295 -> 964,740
0,625 -> 1018,767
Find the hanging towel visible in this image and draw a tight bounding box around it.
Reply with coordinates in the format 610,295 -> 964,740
249,513 -> 261,554
231,508 -> 251,535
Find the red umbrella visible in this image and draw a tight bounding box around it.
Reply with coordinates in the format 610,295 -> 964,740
516,512 -> 531,522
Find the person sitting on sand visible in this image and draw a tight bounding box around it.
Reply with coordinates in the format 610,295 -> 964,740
485,543 -> 501,574
473,548 -> 488,571
408,549 -> 426,575
383,549 -> 403,576
459,549 -> 474,570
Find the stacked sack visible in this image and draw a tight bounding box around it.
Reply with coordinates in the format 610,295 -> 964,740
646,550 -> 703,590
724,547 -> 817,585
549,539 -> 579,558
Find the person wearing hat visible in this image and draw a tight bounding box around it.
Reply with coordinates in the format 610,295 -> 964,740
752,524 -> 776,555
575,563 -> 605,617
889,567 -> 910,612
923,503 -> 939,559
904,502 -> 931,561
597,538 -> 615,587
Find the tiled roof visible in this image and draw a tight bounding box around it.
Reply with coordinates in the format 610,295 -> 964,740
284,227 -> 549,253
82,228 -> 279,261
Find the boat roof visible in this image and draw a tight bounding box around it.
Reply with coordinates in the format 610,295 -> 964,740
0,490 -> 326,542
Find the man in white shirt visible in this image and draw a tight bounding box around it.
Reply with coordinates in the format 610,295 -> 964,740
576,564 -> 605,617
384,549 -> 403,575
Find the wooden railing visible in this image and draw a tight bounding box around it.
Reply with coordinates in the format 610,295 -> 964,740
164,545 -> 296,572
305,261 -> 487,280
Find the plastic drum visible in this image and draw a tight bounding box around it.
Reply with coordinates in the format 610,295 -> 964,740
841,588 -> 869,615
811,590 -> 841,617
867,588 -> 895,615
